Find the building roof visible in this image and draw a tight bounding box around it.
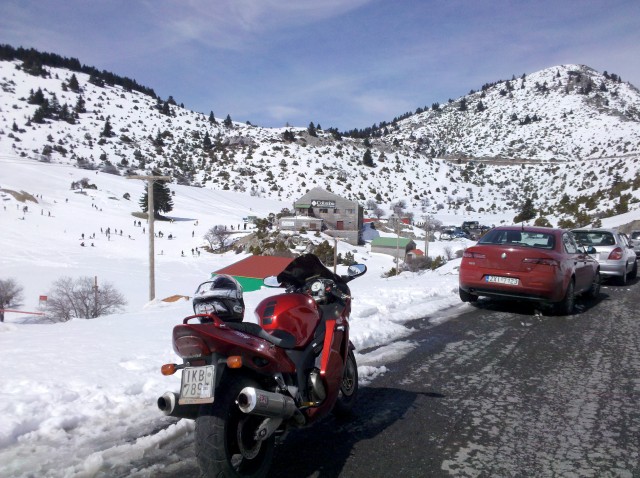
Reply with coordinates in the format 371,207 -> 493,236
294,187 -> 358,207
215,255 -> 294,279
371,237 -> 415,248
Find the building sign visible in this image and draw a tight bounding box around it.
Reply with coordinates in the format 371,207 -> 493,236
311,199 -> 336,208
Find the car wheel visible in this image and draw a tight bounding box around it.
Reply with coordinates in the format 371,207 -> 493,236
459,288 -> 478,303
629,261 -> 638,280
586,271 -> 601,299
554,279 -> 575,316
618,266 -> 628,285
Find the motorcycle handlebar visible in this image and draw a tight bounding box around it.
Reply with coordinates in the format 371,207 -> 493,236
329,286 -> 350,301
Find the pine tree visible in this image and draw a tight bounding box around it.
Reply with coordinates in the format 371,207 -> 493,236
203,131 -> 212,150
514,197 -> 536,223
28,87 -> 45,105
223,114 -> 233,127
100,116 -> 114,137
208,111 -> 217,124
307,122 -> 317,137
282,130 -> 295,142
362,149 -> 374,167
68,73 -> 80,92
74,95 -> 86,114
139,179 -> 174,217
32,104 -> 48,123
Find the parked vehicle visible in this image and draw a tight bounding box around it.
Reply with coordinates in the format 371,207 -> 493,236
441,227 -> 470,240
571,228 -> 638,285
627,230 -> 640,257
459,226 -> 600,315
460,221 -> 490,239
157,254 -> 367,478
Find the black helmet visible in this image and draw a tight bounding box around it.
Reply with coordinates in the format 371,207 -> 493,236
192,274 -> 244,322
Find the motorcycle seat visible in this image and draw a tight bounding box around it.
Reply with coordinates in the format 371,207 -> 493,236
227,322 -> 296,349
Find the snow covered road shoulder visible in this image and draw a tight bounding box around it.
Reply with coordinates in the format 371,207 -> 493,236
0,262 -> 461,477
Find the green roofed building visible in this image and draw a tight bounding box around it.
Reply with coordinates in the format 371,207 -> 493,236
370,237 -> 417,260
213,255 -> 294,292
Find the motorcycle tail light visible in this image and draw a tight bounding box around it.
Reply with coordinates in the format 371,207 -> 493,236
608,247 -> 623,260
173,334 -> 211,358
523,258 -> 559,266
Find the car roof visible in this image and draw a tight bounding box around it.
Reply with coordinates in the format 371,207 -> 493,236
491,225 -> 564,234
571,228 -> 618,234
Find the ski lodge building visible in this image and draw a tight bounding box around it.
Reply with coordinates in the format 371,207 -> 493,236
278,187 -> 364,245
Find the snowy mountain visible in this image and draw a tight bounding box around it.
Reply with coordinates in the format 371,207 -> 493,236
2,47 -> 640,225
389,64 -> 640,161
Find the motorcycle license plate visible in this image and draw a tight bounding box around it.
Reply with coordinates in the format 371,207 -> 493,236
179,366 -> 215,405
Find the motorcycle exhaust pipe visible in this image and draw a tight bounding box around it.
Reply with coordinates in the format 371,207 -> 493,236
237,387 -> 298,419
157,391 -> 200,420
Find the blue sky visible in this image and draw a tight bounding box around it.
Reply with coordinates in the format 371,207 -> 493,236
1,0 -> 639,131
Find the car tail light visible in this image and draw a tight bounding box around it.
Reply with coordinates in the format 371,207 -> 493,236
522,258 -> 559,267
463,251 -> 486,259
608,247 -> 623,260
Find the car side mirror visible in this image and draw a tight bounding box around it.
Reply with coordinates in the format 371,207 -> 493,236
583,245 -> 597,254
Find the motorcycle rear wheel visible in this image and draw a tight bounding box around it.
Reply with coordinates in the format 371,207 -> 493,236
195,376 -> 275,478
333,349 -> 358,417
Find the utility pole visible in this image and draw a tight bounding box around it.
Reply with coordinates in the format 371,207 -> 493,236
391,208 -> 403,276
127,174 -> 171,301
93,276 -> 98,318
423,214 -> 431,260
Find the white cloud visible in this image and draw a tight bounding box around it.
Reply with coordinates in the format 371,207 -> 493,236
154,0 -> 375,51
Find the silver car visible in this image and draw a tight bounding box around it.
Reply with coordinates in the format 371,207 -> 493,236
572,228 -> 638,285
628,230 -> 640,257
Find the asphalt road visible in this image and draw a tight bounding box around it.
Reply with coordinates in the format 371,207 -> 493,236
147,279 -> 640,477
267,279 -> 640,477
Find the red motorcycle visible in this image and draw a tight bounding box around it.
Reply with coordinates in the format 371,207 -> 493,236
158,254 -> 367,477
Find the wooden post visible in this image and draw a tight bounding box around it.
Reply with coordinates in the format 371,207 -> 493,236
93,276 -> 98,318
127,174 -> 171,301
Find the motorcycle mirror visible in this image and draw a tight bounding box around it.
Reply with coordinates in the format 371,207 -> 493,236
263,276 -> 282,288
347,264 -> 367,277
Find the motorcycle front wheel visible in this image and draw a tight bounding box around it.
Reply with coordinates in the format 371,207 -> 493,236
333,349 -> 358,417
195,376 -> 275,478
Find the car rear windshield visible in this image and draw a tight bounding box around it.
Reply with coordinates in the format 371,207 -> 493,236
631,232 -> 640,240
572,231 -> 616,247
478,229 -> 555,249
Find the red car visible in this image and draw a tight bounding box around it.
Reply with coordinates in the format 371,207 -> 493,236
459,226 -> 600,315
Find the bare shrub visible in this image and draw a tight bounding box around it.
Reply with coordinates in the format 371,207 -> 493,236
203,225 -> 233,252
0,278 -> 24,322
443,246 -> 455,261
45,276 -> 126,322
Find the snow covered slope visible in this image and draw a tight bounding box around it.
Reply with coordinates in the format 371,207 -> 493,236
2,55 -> 640,224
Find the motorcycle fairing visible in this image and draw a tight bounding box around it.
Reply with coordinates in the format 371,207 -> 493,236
173,322 -> 296,374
